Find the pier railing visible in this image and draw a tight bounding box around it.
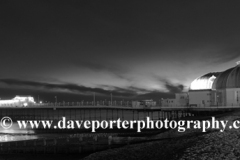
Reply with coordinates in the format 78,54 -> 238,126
36,101 -> 147,107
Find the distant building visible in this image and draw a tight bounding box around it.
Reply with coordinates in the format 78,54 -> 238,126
0,96 -> 35,107
161,93 -> 188,107
132,100 -> 156,108
161,98 -> 176,107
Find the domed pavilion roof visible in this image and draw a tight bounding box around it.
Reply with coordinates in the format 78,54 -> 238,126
212,62 -> 240,89
190,72 -> 221,90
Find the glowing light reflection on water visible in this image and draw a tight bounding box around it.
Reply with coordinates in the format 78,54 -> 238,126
0,109 -> 172,142
0,134 -> 38,142
0,122 -> 37,142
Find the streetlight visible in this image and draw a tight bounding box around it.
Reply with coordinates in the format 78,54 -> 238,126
93,92 -> 95,106
110,93 -> 112,105
55,96 -> 57,104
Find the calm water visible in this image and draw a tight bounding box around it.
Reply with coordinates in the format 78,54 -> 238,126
0,109 -> 185,142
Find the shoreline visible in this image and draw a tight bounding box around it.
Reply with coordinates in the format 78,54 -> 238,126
0,111 -> 236,160
82,110 -> 240,160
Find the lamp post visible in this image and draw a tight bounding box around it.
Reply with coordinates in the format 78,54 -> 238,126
93,92 -> 95,106
55,96 -> 57,104
110,93 -> 112,106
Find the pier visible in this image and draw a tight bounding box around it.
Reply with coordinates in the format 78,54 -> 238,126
0,102 -> 234,124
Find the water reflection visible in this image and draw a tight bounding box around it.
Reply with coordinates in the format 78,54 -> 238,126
0,134 -> 38,142
0,122 -> 37,142
0,122 -> 35,134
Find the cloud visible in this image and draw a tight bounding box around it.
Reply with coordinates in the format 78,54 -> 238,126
72,60 -> 132,81
153,76 -> 186,93
76,61 -> 123,73
99,84 -> 150,93
165,81 -> 184,93
136,91 -> 175,100
0,79 -> 138,98
0,78 -> 182,101
208,47 -> 240,64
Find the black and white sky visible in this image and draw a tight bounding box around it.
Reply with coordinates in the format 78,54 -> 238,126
1,0 -> 240,101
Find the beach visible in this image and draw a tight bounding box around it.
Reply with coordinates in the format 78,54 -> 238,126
83,111 -> 240,160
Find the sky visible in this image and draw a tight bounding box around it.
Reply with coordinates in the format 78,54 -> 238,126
0,0 -> 240,102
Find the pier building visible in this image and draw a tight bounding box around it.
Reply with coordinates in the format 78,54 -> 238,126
163,61 -> 240,107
